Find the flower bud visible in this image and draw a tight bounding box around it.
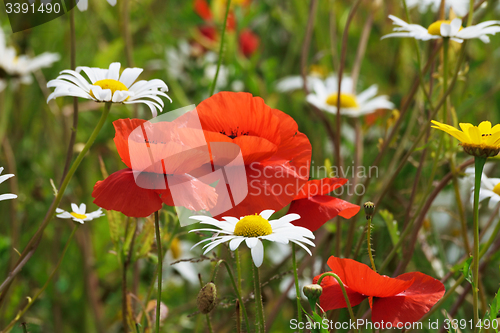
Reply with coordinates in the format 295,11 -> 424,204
303,284 -> 323,300
197,282 -> 217,314
363,201 -> 375,220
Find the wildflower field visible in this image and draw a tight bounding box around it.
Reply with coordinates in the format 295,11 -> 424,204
2,0 -> 500,332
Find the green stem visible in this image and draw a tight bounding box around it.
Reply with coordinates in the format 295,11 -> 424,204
154,211 -> 162,333
3,225 -> 79,332
209,260 -> 250,333
443,39 -> 449,120
467,0 -> 475,26
316,273 -> 358,333
473,157 -> 486,331
144,219 -> 179,327
235,249 -> 242,326
208,0 -> 231,96
0,102 -> 112,297
205,314 -> 214,333
291,244 -> 303,332
253,264 -> 265,333
366,217 -> 376,272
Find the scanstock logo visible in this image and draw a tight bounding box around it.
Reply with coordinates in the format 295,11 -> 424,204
127,105 -> 248,226
3,0 -> 80,33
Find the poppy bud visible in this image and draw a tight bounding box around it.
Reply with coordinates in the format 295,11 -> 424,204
303,284 -> 323,300
363,201 -> 375,220
197,282 -> 217,314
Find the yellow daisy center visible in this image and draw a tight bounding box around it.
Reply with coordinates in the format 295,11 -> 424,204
493,182 -> 500,196
90,79 -> 128,99
427,20 -> 462,36
326,93 -> 359,109
70,212 -> 87,220
233,214 -> 273,238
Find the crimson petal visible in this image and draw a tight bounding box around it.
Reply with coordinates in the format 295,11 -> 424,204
312,274 -> 366,311
326,257 -> 414,298
288,196 -> 360,232
92,168 -> 163,217
371,272 -> 445,325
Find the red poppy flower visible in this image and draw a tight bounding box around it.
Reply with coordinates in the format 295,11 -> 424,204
313,256 -> 445,326
239,29 -> 259,57
92,119 -> 218,217
288,179 -> 360,232
194,91 -> 310,218
194,0 -> 212,21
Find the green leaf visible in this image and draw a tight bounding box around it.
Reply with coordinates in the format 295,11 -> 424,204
133,217 -> 155,261
489,286 -> 500,332
462,256 -> 474,287
379,209 -> 400,247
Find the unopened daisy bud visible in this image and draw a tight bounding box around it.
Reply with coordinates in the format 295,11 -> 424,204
303,284 -> 323,300
197,282 -> 217,314
363,201 -> 375,220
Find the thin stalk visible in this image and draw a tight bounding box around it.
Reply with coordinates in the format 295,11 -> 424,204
0,103 -> 112,298
235,249 -> 242,326
154,211 -> 162,333
2,226 -> 78,332
316,273 -> 358,333
291,244 -> 303,332
253,264 -> 265,333
143,221 -> 179,321
473,157 -> 486,330
209,260 -> 250,333
208,0 -> 231,96
61,0 -> 79,185
450,158 -> 471,253
366,217 -> 376,272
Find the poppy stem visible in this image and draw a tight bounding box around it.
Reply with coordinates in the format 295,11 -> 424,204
210,260 -> 251,332
252,263 -> 266,333
291,243 -> 303,332
366,216 -> 376,273
316,273 -> 358,333
472,156 -> 486,331
208,0 -> 231,96
154,210 -> 162,333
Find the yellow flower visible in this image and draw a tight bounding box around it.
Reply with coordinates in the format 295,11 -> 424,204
431,120 -> 500,157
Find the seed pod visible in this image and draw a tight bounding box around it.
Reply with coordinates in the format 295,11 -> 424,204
363,201 -> 375,220
197,282 -> 217,314
303,284 -> 323,300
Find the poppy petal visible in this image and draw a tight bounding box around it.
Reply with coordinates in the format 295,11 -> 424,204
325,257 -> 414,298
194,0 -> 212,21
294,178 -> 348,200
92,168 -> 163,217
197,92 -> 282,164
312,274 -> 366,311
371,272 -> 445,325
288,196 -> 360,232
113,118 -> 147,168
157,173 -> 218,211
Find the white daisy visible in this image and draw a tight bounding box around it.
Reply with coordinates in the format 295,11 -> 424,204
47,62 -> 171,117
189,210 -> 315,268
276,65 -> 328,93
76,0 -> 117,11
382,15 -> 500,44
56,203 -> 104,224
406,0 -> 470,17
0,28 -> 59,91
465,167 -> 500,210
0,167 -> 17,202
306,75 -> 394,118
276,75 -> 322,93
